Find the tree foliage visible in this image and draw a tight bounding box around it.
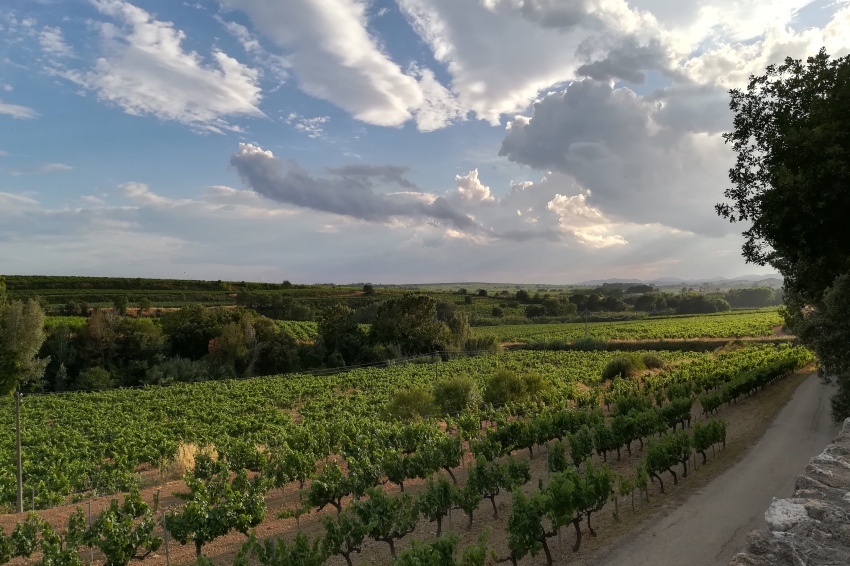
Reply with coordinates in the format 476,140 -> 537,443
718,49 -> 850,419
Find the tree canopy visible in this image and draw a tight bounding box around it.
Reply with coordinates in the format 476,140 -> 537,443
719,49 -> 850,419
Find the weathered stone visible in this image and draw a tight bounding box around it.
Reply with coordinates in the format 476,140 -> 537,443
730,418 -> 850,566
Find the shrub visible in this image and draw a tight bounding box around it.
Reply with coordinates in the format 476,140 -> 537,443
483,370 -> 549,405
483,369 -> 526,405
464,295 -> 473,305
386,386 -> 434,421
434,376 -> 478,414
641,353 -> 665,369
491,306 -> 503,318
601,354 -> 645,381
76,367 -> 114,390
523,372 -> 550,399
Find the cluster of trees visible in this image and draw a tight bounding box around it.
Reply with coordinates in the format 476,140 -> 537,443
718,49 -> 850,419
0,288 -> 494,393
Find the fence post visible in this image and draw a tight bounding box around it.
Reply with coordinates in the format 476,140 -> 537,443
89,501 -> 94,563
15,390 -> 23,514
163,512 -> 170,566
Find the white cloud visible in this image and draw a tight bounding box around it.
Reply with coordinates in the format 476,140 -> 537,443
222,0 -> 463,130
547,192 -> 627,247
682,6 -> 850,88
454,169 -> 494,202
0,99 -> 38,119
397,0 -> 659,125
58,0 -> 263,133
214,15 -> 289,82
39,26 -> 72,56
499,80 -> 734,235
2,163 -> 72,175
285,112 -> 329,138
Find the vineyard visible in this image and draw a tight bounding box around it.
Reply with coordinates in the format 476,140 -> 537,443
0,344 -> 808,507
0,341 -> 813,565
473,310 -> 784,343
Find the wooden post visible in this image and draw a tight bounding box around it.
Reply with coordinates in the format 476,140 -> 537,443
16,390 -> 23,514
89,501 -> 94,563
163,513 -> 170,566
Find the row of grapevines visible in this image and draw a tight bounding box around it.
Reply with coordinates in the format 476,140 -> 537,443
472,310 -> 784,342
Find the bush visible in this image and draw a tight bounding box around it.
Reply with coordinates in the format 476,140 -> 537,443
76,367 -> 114,390
483,370 -> 549,405
464,295 -> 473,305
386,386 -> 434,421
570,337 -> 609,351
483,369 -> 525,405
491,306 -> 503,318
601,354 -> 645,381
522,372 -> 550,398
434,375 -> 478,414
641,353 -> 665,369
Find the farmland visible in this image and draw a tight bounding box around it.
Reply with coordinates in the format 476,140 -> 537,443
0,343 -> 809,509
473,309 -> 784,343
0,276 -> 814,566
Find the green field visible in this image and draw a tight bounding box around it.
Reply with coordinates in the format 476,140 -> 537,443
0,343 -> 810,508
473,310 -> 784,343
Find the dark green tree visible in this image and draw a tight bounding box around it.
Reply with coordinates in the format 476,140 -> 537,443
718,49 -> 850,419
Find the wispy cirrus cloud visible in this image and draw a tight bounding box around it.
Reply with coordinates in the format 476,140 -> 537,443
1,163 -> 71,175
0,99 -> 38,119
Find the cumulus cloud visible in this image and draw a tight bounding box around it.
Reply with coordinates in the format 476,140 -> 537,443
499,79 -> 735,235
230,142 -> 634,246
221,0 -> 464,130
454,169 -> 494,202
0,99 -> 38,119
547,192 -> 627,247
57,0 -> 263,133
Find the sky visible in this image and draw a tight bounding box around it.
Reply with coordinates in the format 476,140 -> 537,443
0,0 -> 847,284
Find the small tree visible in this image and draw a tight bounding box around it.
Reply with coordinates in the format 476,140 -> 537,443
137,297 -> 152,316
568,426 -> 593,468
483,369 -> 525,405
322,510 -> 367,566
353,487 -> 418,559
467,457 -> 505,519
166,469 -> 266,557
362,284 -> 375,295
416,475 -> 454,536
386,386 -> 435,421
112,296 -> 128,316
434,376 -> 477,414
86,489 -> 162,566
452,481 -> 483,530
0,299 -> 49,395
505,490 -> 553,566
308,460 -> 351,513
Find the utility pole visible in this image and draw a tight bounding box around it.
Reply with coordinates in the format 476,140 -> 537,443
16,389 -> 23,514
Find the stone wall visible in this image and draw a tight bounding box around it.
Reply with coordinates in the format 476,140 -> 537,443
729,418 -> 850,565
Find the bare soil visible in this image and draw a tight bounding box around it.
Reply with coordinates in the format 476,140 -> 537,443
1,367 -> 814,566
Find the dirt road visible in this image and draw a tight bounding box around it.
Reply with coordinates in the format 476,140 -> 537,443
585,373 -> 839,566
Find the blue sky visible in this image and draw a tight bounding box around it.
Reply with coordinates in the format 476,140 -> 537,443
1,0 -> 847,283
